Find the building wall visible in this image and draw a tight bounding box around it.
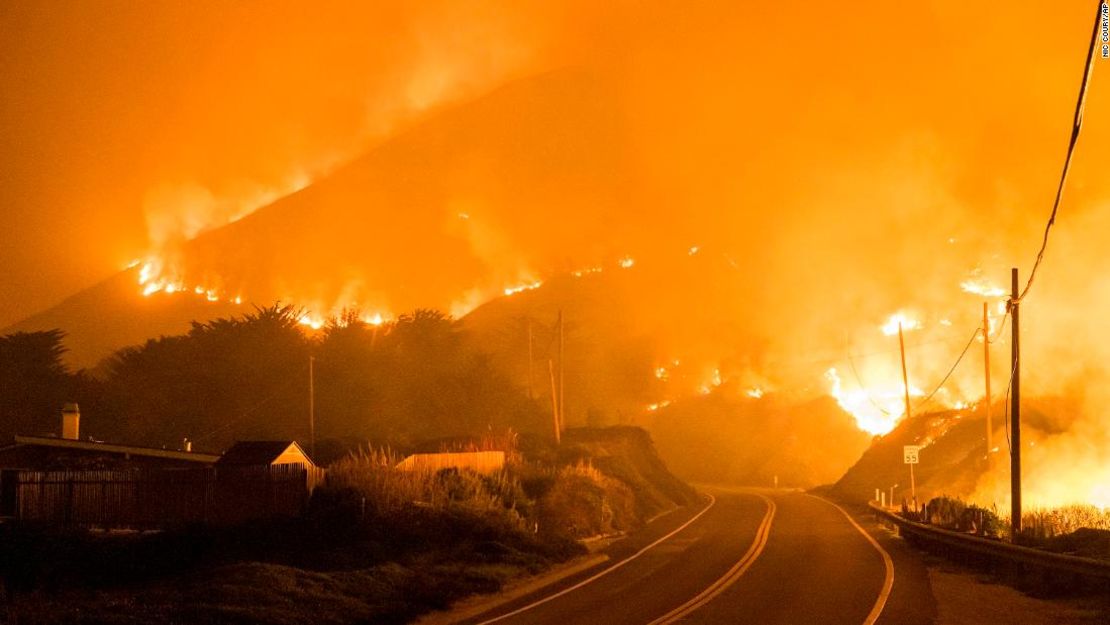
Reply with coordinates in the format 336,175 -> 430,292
396,451 -> 506,475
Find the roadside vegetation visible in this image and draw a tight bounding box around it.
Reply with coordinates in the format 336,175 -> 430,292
900,495 -> 1110,561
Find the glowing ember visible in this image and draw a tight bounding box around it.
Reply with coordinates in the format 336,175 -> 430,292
571,266 -> 603,277
746,387 -> 765,399
654,366 -> 669,381
618,256 -> 635,269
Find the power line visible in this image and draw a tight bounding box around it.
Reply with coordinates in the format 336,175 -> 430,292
1002,357 -> 1019,454
914,326 -> 981,410
192,361 -> 310,444
988,311 -> 1010,344
848,352 -> 892,416
1017,0 -> 1103,303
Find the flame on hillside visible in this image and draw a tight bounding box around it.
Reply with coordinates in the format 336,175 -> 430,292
825,367 -> 925,435
132,250 -> 644,334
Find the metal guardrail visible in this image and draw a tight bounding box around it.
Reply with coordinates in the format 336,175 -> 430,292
869,502 -> 1110,582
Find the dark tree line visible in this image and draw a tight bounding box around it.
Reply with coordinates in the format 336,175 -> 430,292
1,306 -> 546,456
0,329 -> 81,440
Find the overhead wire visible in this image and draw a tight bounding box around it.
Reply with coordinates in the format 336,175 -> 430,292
192,361 -> 311,444
1003,357 -> 1019,455
848,352 -> 892,416
1016,0 -> 1103,304
914,326 -> 982,410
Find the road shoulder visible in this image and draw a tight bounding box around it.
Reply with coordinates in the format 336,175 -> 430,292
842,500 -> 1110,625
926,555 -> 1110,624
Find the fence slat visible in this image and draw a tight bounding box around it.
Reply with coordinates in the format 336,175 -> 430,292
14,465 -> 316,529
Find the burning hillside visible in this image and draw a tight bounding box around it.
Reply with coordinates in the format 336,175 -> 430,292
4,4 -> 1110,513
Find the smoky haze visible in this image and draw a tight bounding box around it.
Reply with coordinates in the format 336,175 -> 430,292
2,2 -> 1109,503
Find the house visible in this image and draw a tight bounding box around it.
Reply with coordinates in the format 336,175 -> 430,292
0,435 -> 220,470
217,440 -> 316,469
0,404 -> 324,524
0,404 -> 218,471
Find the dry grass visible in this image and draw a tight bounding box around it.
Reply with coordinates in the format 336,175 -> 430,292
1020,506 -> 1110,540
325,447 -> 529,528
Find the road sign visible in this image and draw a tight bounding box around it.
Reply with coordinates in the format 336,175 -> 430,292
904,445 -> 920,464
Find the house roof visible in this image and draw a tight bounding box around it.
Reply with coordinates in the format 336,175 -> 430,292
5,435 -> 220,464
217,440 -> 311,466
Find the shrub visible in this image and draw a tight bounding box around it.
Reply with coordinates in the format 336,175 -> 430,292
922,496 -> 1002,537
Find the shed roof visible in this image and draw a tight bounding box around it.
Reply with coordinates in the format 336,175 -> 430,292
217,440 -> 312,466
3,435 -> 220,465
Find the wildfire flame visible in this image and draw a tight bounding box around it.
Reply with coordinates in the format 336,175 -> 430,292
880,312 -> 920,336
503,280 -> 543,296
960,278 -> 1007,298
824,367 -> 921,435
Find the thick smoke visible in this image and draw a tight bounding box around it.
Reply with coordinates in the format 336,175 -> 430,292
4,2 -> 1109,505
139,4 -> 1110,508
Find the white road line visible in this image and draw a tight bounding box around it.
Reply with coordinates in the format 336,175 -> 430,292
647,493 -> 776,625
810,495 -> 894,625
473,494 -> 718,625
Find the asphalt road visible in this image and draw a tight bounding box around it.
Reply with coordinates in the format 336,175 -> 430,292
460,487 -> 936,625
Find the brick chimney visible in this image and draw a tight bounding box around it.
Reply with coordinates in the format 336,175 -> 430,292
61,403 -> 80,440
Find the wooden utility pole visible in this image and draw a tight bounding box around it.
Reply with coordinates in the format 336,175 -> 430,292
558,309 -> 565,432
527,318 -> 534,400
983,302 -> 992,454
548,359 -> 560,444
1010,268 -> 1022,539
309,355 -> 316,460
898,321 -> 916,507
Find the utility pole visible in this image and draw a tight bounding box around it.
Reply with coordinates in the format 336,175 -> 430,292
548,359 -> 560,444
527,318 -> 534,400
308,355 -> 316,460
558,309 -> 565,432
1010,268 -> 1022,539
983,302 -> 992,455
898,321 -> 916,507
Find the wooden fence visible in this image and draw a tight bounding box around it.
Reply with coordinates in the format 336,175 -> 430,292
11,465 -> 326,529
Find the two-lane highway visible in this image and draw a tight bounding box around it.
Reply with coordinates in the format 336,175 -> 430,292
461,488 -> 930,625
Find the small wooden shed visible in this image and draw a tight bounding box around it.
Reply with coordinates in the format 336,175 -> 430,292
217,441 -> 316,469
